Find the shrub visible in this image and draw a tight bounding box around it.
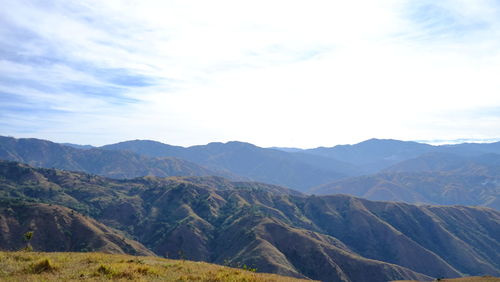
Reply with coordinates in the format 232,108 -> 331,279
27,259 -> 56,274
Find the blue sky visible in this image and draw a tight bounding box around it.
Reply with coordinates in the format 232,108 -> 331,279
1,0 -> 500,148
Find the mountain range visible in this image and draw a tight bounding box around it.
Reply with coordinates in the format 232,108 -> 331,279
0,160 -> 499,281
0,136 -> 235,180
312,152 -> 500,210
2,135 -> 500,205
100,139 -> 360,189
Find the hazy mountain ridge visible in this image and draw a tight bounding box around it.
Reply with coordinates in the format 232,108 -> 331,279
98,138 -> 500,192
100,139 -> 360,190
0,136 -> 234,180
313,152 -> 500,210
303,139 -> 435,173
1,160 -> 498,281
302,138 -> 500,173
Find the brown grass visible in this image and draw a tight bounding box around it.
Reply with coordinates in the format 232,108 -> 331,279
0,251 -> 314,281
393,276 -> 500,282
26,258 -> 57,274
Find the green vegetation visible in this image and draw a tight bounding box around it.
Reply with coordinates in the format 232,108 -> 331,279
22,231 -> 33,251
0,251 -> 312,281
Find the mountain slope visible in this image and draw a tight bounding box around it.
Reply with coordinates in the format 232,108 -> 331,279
0,136 -> 226,179
0,202 -> 153,256
1,161 -> 499,281
312,153 -> 500,210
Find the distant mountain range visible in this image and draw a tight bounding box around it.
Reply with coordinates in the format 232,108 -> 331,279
0,136 -> 235,180
312,152 -> 500,210
1,135 -> 500,207
1,160 -> 499,281
100,140 -> 359,190
300,138 -> 500,172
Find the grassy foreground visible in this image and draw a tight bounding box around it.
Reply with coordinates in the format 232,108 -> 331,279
393,276 -> 500,282
0,251 -> 313,281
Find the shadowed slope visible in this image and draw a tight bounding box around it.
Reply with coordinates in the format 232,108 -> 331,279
0,202 -> 153,256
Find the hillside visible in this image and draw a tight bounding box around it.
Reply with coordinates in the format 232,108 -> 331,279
0,136 -> 227,179
393,277 -> 500,282
0,202 -> 153,256
312,153 -> 500,210
1,161 -> 499,281
0,251 -> 312,281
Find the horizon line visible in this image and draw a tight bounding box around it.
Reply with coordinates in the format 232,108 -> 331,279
3,135 -> 500,150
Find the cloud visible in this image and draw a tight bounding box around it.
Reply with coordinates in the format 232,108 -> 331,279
1,0 -> 500,147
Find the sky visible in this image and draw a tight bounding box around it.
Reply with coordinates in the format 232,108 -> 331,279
1,0 -> 500,148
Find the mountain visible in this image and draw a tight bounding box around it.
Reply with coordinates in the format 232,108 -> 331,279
439,141 -> 500,156
0,136 -> 228,179
312,152 -> 500,210
60,143 -> 95,149
268,147 -> 305,152
384,152 -> 500,175
302,139 -> 500,173
0,202 -> 153,256
311,171 -> 500,210
1,160 -> 499,281
10,136 -> 500,193
382,152 -> 473,173
100,140 -> 360,191
303,139 -> 435,173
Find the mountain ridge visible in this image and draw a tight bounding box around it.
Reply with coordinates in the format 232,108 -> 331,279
0,136 -> 236,180
312,152 -> 500,210
99,139 -> 360,191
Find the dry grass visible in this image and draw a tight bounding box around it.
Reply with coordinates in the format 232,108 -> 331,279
392,276 -> 500,282
0,251 -> 313,281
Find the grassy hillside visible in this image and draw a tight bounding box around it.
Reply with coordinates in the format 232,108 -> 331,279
0,251 -> 312,281
393,277 -> 500,282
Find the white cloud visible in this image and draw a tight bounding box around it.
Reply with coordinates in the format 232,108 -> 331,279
1,0 -> 500,147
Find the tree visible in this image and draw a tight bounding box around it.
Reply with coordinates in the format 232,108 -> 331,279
23,231 -> 34,251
